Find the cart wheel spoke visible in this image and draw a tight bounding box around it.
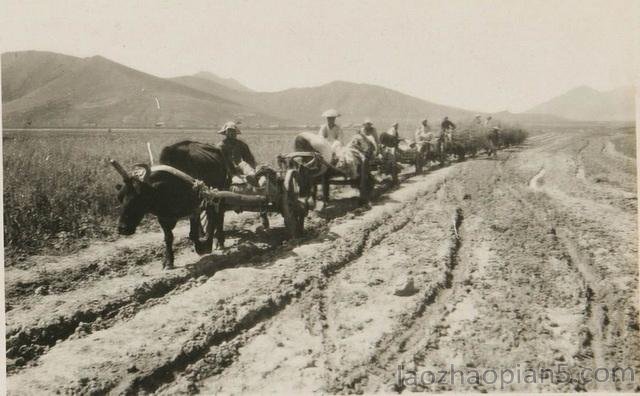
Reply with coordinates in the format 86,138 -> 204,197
282,169 -> 305,238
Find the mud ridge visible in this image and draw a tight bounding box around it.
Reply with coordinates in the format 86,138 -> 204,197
555,228 -> 614,391
5,228 -> 307,369
7,172 -> 422,370
327,207 -> 465,394
5,237 -> 193,305
114,189 -> 438,395
528,167 -> 546,190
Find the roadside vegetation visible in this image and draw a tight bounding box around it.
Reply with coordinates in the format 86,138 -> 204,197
612,126 -> 636,158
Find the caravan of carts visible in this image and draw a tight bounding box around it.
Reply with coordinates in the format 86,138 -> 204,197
191,143 -> 399,242
186,135 -> 419,246
194,133 -> 441,242
110,115 -> 513,264
171,131 -> 465,245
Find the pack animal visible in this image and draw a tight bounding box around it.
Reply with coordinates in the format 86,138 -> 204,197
111,141 -> 229,269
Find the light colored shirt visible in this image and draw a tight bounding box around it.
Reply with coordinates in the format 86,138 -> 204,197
415,124 -> 437,142
318,124 -> 343,143
360,127 -> 380,155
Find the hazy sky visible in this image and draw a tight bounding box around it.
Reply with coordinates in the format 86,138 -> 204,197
2,0 -> 638,112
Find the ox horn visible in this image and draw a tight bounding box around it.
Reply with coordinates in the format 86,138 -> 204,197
110,159 -> 131,181
146,142 -> 155,166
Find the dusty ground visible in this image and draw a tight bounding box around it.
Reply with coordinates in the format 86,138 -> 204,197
5,125 -> 639,394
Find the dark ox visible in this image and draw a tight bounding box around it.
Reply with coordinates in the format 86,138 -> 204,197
293,133 -> 331,207
112,140 -> 229,269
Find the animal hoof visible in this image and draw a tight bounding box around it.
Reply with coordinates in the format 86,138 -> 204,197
194,243 -> 213,255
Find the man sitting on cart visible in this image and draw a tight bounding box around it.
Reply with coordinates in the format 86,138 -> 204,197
415,118 -> 436,145
415,118 -> 434,140
318,109 -> 344,145
360,119 -> 381,156
441,116 -> 457,145
380,122 -> 401,152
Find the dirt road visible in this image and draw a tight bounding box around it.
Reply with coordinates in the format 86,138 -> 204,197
5,126 -> 638,393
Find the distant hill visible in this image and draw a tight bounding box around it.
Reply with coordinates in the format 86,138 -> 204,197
170,74 -> 241,101
526,85 -> 635,122
4,50 -> 607,129
488,110 -> 572,125
171,76 -> 476,127
192,71 -> 254,93
1,51 -> 278,128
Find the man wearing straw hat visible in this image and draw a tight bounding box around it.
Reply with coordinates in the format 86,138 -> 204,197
217,121 -> 257,180
415,118 -> 434,144
359,118 -> 381,156
318,109 -> 344,144
217,121 -> 270,228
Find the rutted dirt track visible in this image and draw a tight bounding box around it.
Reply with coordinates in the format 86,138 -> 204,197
6,127 -> 639,393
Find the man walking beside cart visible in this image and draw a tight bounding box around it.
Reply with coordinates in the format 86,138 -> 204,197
217,121 -> 257,179
217,121 -> 270,228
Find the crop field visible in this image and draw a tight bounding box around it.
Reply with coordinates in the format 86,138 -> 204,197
613,127 -> 637,158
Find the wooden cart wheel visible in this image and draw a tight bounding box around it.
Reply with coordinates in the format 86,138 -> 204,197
199,210 -> 208,235
439,144 -> 447,166
415,146 -> 425,174
389,150 -> 399,185
358,159 -> 371,204
282,169 -> 305,238
194,206 -> 214,254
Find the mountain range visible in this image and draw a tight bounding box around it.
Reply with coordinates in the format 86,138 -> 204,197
526,85 -> 635,122
1,51 -> 276,128
1,51 -> 634,128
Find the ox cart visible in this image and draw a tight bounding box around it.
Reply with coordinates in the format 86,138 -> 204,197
196,165 -> 308,239
380,139 -> 429,176
277,149 -> 397,206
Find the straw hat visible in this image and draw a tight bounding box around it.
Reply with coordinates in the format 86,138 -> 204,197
218,121 -> 241,135
322,109 -> 340,118
363,118 -> 373,126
